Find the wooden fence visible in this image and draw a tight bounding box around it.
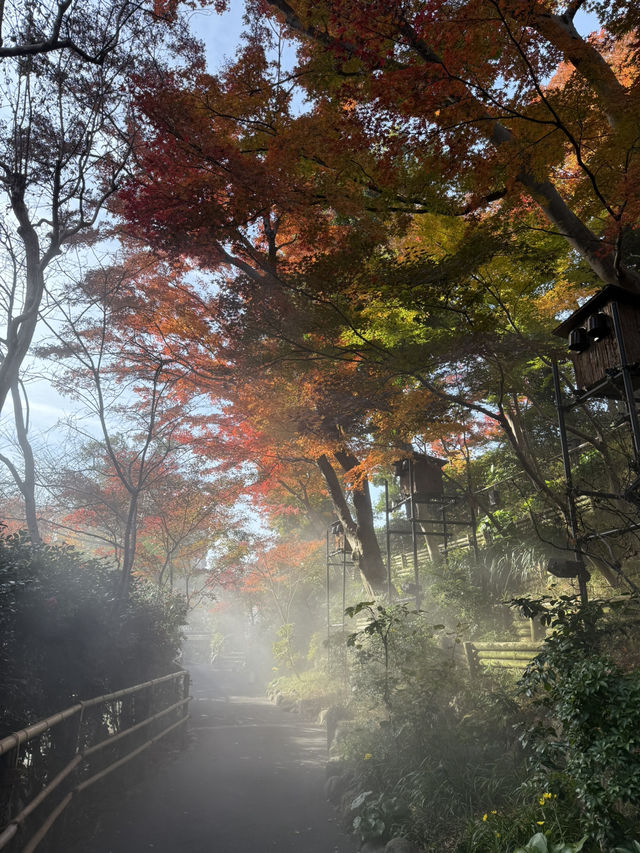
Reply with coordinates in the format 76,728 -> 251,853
333,606 -> 544,677
388,493 -> 595,580
0,670 -> 190,853
462,638 -> 542,674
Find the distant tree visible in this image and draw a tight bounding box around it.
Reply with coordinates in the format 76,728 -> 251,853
134,459 -> 245,609
0,380 -> 40,543
40,262 -> 194,599
0,0 -> 189,61
0,0 -> 199,415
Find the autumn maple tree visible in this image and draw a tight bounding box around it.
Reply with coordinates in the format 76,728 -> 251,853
260,0 -> 640,289
110,0 -> 640,596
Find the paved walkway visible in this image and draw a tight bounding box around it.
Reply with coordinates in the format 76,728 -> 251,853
86,665 -> 354,853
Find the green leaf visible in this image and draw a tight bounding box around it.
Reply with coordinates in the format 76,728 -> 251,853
350,790 -> 373,810
527,833 -> 549,853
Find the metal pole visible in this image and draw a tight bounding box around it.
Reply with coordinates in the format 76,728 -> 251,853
610,301 -> 640,468
552,361 -> 588,604
442,503 -> 449,567
410,461 -> 420,609
385,480 -> 392,600
326,528 -> 331,669
342,549 -> 347,630
342,548 -> 348,686
465,448 -> 480,562
469,499 -> 479,563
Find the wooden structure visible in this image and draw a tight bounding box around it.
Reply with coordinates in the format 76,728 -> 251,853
552,286 -> 640,604
387,454 -> 475,609
0,671 -> 190,853
553,285 -> 640,396
329,521 -> 351,555
392,453 -> 447,500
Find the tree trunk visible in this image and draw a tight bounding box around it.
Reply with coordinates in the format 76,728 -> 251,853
0,200 -> 47,416
316,452 -> 387,597
119,493 -> 139,601
10,382 -> 41,546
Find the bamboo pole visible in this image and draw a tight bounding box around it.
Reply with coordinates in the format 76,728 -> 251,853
0,823 -> 17,848
83,698 -> 189,757
76,714 -> 190,793
0,671 -> 187,756
0,671 -> 189,851
0,756 -> 83,850
19,714 -> 190,853
0,705 -> 83,757
21,792 -> 74,853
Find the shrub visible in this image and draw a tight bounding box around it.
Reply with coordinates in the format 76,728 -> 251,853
336,602 -> 525,849
514,595 -> 640,848
0,531 -> 187,736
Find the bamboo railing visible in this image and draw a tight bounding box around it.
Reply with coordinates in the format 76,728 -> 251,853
0,670 -> 190,853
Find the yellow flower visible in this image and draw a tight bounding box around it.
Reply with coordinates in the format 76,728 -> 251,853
364,753 -> 372,760
491,810 -> 498,815
496,833 -> 501,838
537,821 -> 545,826
482,814 -> 488,822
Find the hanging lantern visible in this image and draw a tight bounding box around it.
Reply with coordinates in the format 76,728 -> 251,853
487,487 -> 501,508
330,521 -> 351,554
586,312 -> 610,341
568,327 -> 589,352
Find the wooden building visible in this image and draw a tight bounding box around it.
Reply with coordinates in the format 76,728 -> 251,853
393,453 -> 447,501
553,285 -> 640,396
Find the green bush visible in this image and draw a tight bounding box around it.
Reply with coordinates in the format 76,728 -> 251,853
460,781 -> 591,853
514,595 -> 640,848
336,602 -> 525,849
0,531 -> 187,735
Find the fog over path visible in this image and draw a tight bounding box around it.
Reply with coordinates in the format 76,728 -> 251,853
87,664 -> 354,852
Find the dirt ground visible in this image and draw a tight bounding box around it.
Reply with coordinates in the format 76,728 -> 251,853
81,664 -> 355,853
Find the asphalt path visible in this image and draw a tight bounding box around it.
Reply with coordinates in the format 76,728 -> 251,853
86,664 -> 355,853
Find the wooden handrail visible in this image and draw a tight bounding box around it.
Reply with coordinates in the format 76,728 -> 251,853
0,670 -> 190,852
21,715 -> 190,853
0,670 -> 187,756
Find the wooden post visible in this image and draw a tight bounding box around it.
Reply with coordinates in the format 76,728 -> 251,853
326,528 -> 331,669
611,300 -> 640,467
552,361 -> 589,605
463,641 -> 479,678
385,480 -> 392,601
410,463 -> 420,610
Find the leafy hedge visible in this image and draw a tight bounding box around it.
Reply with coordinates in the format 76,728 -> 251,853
0,531 -> 187,736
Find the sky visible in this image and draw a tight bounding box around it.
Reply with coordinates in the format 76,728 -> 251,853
190,0 -> 247,71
